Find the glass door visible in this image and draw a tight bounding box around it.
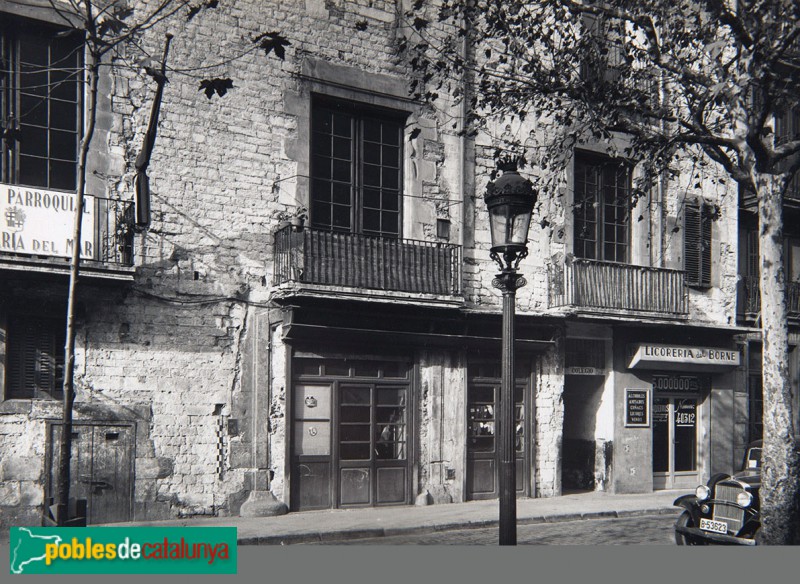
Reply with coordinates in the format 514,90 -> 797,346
338,384 -> 408,507
653,397 -> 698,489
466,382 -> 526,500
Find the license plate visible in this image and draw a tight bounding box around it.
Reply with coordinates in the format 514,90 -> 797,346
700,518 -> 728,534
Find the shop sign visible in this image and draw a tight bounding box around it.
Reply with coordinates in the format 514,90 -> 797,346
652,373 -> 709,394
566,366 -> 605,376
624,388 -> 650,427
1,183 -> 95,260
628,343 -> 740,370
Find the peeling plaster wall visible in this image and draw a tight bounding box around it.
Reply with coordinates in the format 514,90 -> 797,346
534,335 -> 565,497
416,350 -> 466,503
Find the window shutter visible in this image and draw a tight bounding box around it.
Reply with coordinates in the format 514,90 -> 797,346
6,317 -> 64,399
684,200 -> 712,287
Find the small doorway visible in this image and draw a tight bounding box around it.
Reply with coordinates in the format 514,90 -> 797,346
46,422 -> 135,524
466,363 -> 530,500
652,397 -> 699,489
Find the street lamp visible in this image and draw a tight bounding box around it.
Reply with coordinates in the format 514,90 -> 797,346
484,157 -> 537,546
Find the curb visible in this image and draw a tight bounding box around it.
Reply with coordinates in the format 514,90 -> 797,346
237,507 -> 681,545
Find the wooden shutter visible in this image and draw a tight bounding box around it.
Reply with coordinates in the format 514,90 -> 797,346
684,200 -> 712,287
6,317 -> 64,399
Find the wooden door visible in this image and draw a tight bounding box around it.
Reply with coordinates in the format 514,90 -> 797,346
48,422 -> 134,524
338,383 -> 408,507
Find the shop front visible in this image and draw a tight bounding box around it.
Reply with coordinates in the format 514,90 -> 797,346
631,342 -> 740,490
270,299 -> 557,511
613,332 -> 742,494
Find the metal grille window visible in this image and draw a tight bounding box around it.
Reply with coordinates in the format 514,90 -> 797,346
565,338 -> 605,369
6,315 -> 65,399
310,97 -> 404,238
573,152 -> 631,262
684,199 -> 713,287
1,19 -> 83,190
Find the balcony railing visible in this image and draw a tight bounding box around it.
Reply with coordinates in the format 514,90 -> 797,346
95,197 -> 135,266
1,189 -> 134,268
740,276 -> 800,318
273,225 -> 461,296
549,257 -> 688,316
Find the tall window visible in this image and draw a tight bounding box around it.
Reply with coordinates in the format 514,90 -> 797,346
5,315 -> 65,400
579,13 -> 625,86
573,152 -> 631,262
684,199 -> 714,287
747,343 -> 763,443
310,97 -> 404,238
1,18 -> 82,191
775,107 -> 800,200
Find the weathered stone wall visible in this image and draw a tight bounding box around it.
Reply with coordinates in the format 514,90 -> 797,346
534,332 -> 565,497
416,350 -> 467,504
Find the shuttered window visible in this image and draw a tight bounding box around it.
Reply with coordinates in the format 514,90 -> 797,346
6,316 -> 65,399
684,199 -> 713,287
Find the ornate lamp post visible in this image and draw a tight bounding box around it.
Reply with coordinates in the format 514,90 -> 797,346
484,157 -> 537,546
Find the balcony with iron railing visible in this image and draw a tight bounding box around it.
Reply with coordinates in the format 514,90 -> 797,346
273,225 -> 462,301
1,186 -> 135,281
738,275 -> 800,323
548,257 -> 688,317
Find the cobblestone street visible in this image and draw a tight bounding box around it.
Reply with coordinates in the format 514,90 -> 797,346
314,513 -> 680,545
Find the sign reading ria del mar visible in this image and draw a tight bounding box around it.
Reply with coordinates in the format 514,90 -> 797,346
1,184 -> 95,260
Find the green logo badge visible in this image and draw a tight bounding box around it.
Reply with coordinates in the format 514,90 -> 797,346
9,527 -> 237,574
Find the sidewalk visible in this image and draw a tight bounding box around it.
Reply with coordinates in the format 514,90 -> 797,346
109,489 -> 684,545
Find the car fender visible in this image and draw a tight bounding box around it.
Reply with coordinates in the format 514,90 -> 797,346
673,494 -> 700,519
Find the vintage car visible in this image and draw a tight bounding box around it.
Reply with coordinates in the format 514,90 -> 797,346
673,442 -> 765,545
673,438 -> 798,545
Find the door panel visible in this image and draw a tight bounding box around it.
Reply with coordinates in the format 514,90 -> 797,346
673,399 -> 697,472
468,459 -> 495,496
376,467 -> 406,503
293,461 -> 331,509
292,383 -> 334,510
652,397 -> 699,489
89,426 -> 133,524
467,381 -> 527,500
340,467 -> 371,505
47,423 -> 133,524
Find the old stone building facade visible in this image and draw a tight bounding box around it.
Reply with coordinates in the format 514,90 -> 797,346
1,0 -> 798,528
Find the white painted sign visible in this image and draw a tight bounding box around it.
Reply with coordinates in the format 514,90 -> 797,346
566,366 -> 605,376
1,183 -> 95,260
628,343 -> 740,370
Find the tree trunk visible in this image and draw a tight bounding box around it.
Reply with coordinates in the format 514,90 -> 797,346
756,172 -> 800,545
55,46 -> 100,523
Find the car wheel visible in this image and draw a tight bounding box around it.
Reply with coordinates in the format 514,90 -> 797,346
675,511 -> 704,545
